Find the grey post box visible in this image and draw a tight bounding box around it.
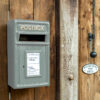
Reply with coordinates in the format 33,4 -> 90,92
7,20 -> 50,89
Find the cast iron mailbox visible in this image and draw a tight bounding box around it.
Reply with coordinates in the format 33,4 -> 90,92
7,20 -> 50,89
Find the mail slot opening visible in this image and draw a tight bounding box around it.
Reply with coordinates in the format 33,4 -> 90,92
19,35 -> 45,42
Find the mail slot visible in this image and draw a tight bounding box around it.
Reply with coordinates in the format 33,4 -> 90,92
7,20 -> 50,89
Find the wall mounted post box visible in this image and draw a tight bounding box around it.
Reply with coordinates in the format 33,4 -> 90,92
7,20 -> 50,89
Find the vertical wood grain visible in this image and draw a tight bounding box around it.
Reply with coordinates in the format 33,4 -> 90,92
55,0 -> 60,99
0,0 -> 9,100
9,0 -> 34,100
9,0 -> 33,20
11,89 -> 34,100
60,0 -> 78,100
79,0 -> 96,100
34,0 -> 56,100
93,0 -> 100,100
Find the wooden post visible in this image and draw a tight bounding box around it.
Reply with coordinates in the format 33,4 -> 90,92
60,0 -> 78,100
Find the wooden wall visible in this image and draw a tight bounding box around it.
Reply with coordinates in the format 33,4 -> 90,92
0,0 -> 100,100
79,0 -> 100,100
0,0 -> 57,100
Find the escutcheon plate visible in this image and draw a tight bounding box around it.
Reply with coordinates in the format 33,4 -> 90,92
82,64 -> 99,74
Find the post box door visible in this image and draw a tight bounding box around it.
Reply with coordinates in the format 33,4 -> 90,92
16,45 -> 49,88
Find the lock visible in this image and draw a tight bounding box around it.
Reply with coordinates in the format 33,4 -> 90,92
7,20 -> 50,89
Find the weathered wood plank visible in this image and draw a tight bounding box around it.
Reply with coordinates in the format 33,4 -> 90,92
9,0 -> 33,19
60,0 -> 78,100
79,0 -> 96,100
94,0 -> 100,99
9,0 -> 34,100
0,0 -> 9,100
11,89 -> 34,100
34,0 -> 56,100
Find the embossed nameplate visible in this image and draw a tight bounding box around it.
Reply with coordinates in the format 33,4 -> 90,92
19,24 -> 45,31
82,64 -> 99,74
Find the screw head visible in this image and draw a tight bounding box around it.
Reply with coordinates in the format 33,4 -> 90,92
68,74 -> 74,80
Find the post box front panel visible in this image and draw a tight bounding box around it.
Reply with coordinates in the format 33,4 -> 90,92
8,20 -> 50,89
